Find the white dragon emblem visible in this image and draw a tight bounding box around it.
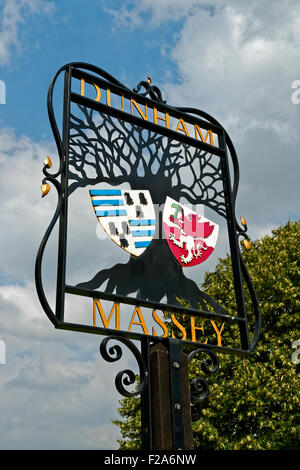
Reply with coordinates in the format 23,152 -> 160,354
168,205 -> 214,265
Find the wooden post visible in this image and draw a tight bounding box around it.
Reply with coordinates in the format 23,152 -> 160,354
149,341 -> 194,450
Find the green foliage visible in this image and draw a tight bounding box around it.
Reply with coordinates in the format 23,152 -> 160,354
113,220 -> 300,450
112,395 -> 142,450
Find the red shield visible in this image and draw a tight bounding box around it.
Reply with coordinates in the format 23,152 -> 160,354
163,197 -> 219,267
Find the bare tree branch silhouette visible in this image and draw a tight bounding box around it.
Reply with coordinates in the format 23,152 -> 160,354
68,105 -> 226,313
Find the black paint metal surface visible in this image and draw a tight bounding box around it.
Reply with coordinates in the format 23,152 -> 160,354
35,62 -> 261,355
34,62 -> 262,450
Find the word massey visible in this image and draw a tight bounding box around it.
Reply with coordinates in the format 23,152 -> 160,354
79,77 -> 215,147
93,299 -> 225,346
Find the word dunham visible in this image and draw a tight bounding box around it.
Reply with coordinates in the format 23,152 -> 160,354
93,299 -> 225,346
79,78 -> 215,147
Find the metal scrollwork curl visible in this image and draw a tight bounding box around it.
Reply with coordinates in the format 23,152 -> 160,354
99,336 -> 147,398
133,75 -> 166,104
188,348 -> 219,404
35,172 -> 62,327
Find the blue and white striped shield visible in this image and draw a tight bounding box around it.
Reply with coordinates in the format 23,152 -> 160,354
90,188 -> 156,257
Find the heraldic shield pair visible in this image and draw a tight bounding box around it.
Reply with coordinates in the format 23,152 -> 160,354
90,189 -> 219,268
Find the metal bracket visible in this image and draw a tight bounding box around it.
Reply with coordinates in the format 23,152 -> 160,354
168,338 -> 185,450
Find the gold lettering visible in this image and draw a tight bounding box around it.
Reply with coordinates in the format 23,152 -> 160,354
210,320 -> 225,347
93,299 -> 120,329
152,310 -> 168,337
171,314 -> 187,341
175,118 -> 189,136
131,99 -> 147,120
94,84 -> 101,102
194,125 -> 214,146
128,306 -> 149,335
91,300 -> 225,347
190,316 -> 208,344
121,94 -> 125,111
153,107 -> 170,128
80,79 -> 101,102
107,88 -> 111,107
80,78 -> 85,97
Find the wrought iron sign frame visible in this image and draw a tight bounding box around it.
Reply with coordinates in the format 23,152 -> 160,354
35,62 -> 262,450
35,62 -> 260,357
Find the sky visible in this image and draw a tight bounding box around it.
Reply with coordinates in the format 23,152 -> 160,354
0,0 -> 299,450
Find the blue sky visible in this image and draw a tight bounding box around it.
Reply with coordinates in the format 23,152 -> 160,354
0,0 -> 299,450
1,0 -> 181,140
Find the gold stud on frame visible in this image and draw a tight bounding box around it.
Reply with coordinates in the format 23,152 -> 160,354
41,183 -> 50,198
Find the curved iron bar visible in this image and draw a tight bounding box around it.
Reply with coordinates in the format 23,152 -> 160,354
133,80 -> 166,104
99,335 -> 147,397
34,65 -> 70,326
239,254 -> 261,352
237,225 -> 250,243
188,348 -> 219,404
46,62 -> 129,178
47,66 -> 241,224
34,175 -> 62,326
36,62 -> 132,324
39,62 -> 261,352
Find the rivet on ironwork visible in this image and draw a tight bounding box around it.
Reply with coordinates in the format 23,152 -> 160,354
172,361 -> 180,369
174,402 -> 181,411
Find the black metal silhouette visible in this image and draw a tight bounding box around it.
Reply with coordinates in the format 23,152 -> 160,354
99,335 -> 147,397
188,348 -> 220,404
68,109 -> 226,213
35,62 -> 261,355
35,62 -> 262,452
69,107 -> 226,313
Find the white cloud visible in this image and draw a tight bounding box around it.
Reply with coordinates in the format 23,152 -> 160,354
1,0 -> 300,448
0,0 -> 55,65
0,128 -> 58,284
102,0 -> 213,29
0,128 -> 129,449
0,282 -> 126,449
104,0 -> 300,135
105,0 -> 300,234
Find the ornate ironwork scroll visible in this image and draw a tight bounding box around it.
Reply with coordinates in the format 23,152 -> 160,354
99,335 -> 147,397
188,348 -> 219,404
133,74 -> 167,104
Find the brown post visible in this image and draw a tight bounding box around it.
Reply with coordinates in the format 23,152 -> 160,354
149,342 -> 194,450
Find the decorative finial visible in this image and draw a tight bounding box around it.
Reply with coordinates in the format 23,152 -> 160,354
243,239 -> 251,250
133,74 -> 166,103
40,156 -> 53,197
44,156 -> 52,169
41,183 -> 50,198
240,216 -> 247,228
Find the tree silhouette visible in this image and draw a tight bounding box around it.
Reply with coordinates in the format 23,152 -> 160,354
68,104 -> 227,313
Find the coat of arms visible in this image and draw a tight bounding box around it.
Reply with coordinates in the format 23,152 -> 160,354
90,189 -> 156,257
163,196 -> 219,267
91,190 -> 218,267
